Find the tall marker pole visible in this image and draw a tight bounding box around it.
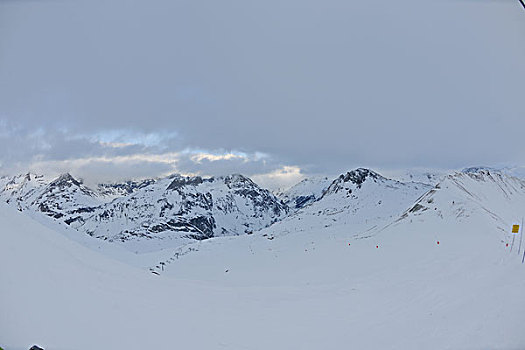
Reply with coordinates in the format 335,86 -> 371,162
511,224 -> 518,252
519,217 -> 524,255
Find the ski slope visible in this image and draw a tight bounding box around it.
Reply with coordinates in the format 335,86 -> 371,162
2,170 -> 525,350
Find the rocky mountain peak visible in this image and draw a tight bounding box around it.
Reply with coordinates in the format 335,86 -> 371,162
50,173 -> 82,188
222,174 -> 256,189
324,168 -> 385,195
339,168 -> 383,186
166,175 -> 206,191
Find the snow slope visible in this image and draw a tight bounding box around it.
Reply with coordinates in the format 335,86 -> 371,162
3,169 -> 524,349
0,203 -> 244,350
152,170 -> 525,348
398,170 -> 525,235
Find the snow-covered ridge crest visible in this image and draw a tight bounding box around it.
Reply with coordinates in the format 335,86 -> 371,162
399,169 -> 525,233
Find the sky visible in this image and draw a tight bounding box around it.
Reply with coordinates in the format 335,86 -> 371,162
1,0 -> 525,190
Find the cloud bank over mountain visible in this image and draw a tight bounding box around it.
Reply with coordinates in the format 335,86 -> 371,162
1,0 -> 524,186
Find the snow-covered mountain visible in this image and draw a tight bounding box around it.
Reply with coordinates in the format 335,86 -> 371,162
266,168 -> 432,237
3,167 -> 525,256
276,175 -> 332,209
0,172 -> 50,210
0,172 -> 289,250
75,174 -> 289,247
29,173 -> 102,223
397,169 -> 525,235
0,173 -> 103,224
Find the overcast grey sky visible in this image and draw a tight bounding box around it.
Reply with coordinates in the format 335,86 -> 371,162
1,0 -> 524,189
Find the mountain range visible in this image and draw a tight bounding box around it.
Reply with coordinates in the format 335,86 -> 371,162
1,167 -> 524,256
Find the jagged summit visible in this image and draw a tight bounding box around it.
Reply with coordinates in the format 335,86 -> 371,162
222,173 -> 259,189
50,173 -> 82,187
3,172 -> 45,186
69,172 -> 289,246
166,173 -> 256,192
166,175 -> 207,191
338,168 -> 383,185
324,168 -> 386,195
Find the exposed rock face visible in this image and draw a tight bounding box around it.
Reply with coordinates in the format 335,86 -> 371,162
1,172 -> 289,247
324,168 -> 383,193
1,168 -> 441,251
0,172 -> 100,225
0,172 -> 49,210
166,175 -> 205,191
78,174 -> 289,243
28,173 -> 100,225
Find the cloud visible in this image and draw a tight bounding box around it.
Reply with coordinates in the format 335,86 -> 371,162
189,152 -> 247,164
0,120 -> 297,187
25,150 -> 298,189
28,155 -> 177,187
252,166 -> 305,191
